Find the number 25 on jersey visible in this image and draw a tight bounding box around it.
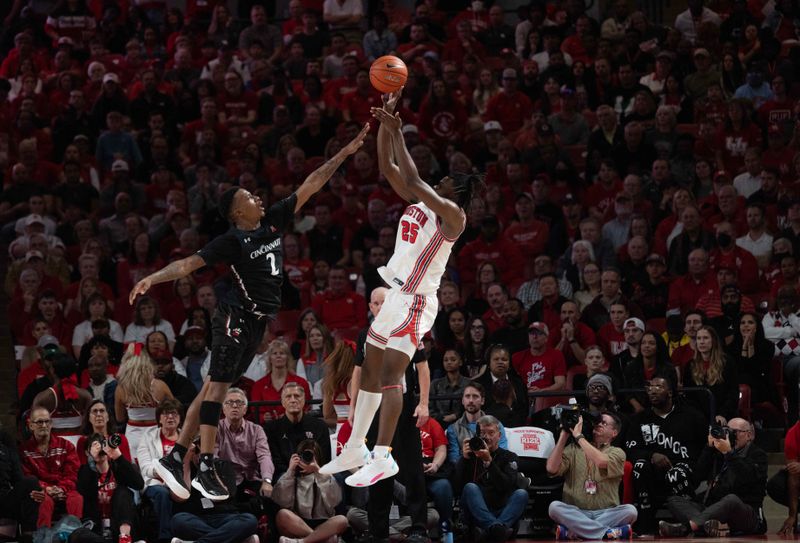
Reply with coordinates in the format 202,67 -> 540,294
400,220 -> 419,244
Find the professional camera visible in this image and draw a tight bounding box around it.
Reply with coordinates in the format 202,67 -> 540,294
300,449 -> 315,464
99,433 -> 121,449
555,404 -> 593,433
468,436 -> 486,452
709,424 -> 729,440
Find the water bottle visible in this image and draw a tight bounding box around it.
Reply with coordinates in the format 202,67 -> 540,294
441,521 -> 453,543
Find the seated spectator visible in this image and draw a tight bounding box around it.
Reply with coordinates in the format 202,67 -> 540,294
671,310 -> 704,373
551,300 -> 596,368
310,266 -> 367,337
71,294 -> 123,358
272,439 -> 348,543
512,321 -> 566,411
737,203 -> 774,269
79,332 -> 124,374
0,428 -> 40,536
347,479 -> 440,542
573,346 -> 609,393
527,273 -> 568,336
32,353 -> 92,444
455,415 -> 529,541
572,262 -> 602,313
320,341 -> 355,428
74,433 -> 145,543
137,398 -> 183,543
598,304 -> 630,364
265,383 -> 331,480
297,323 -> 334,396
150,348 -> 197,408
517,254 -> 574,311
462,316 -> 489,378
727,312 -> 781,419
445,383 -> 508,464
696,267 -> 756,321
477,345 -> 528,427
667,248 -> 717,316
763,286 -> 800,421
252,340 -> 312,422
489,298 -> 529,354
123,295 -> 176,350
768,419 -> 800,535
581,269 -> 629,331
481,283 -> 509,336
459,216 -> 524,290
660,418 -> 767,537
682,326 -> 739,424
77,400 -> 131,465
170,442 -> 259,543
21,406 -> 83,529
547,411 -> 636,540
175,325 -> 210,392
621,330 -> 677,413
430,349 -> 471,427
626,376 -> 707,534
417,416 -> 454,537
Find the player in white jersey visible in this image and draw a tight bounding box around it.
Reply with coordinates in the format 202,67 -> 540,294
321,90 -> 484,486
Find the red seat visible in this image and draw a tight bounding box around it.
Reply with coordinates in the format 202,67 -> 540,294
622,460 -> 634,504
566,366 -> 587,391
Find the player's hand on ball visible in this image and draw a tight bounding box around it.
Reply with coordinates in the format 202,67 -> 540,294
129,277 -> 152,305
382,88 -> 403,113
340,123 -> 370,156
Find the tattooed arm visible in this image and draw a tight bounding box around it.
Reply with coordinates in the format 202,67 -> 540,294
294,123 -> 370,212
129,254 -> 206,304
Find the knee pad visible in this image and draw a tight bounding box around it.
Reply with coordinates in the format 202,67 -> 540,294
199,401 -> 222,427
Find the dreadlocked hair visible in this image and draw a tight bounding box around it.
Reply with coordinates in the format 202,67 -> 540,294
451,172 -> 487,209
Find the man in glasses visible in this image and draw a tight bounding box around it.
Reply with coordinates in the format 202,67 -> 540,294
625,376 -> 707,534
660,417 -> 768,537
20,406 -> 83,528
216,388 -> 275,508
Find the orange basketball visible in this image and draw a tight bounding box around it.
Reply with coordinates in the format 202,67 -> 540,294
370,55 -> 408,94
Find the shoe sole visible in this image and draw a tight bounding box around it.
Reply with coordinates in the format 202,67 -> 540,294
155,461 -> 191,500
191,477 -> 230,501
319,449 -> 369,475
658,521 -> 685,538
344,461 -> 399,487
704,520 -> 720,537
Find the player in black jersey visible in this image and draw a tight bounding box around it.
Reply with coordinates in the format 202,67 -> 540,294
128,124 -> 369,501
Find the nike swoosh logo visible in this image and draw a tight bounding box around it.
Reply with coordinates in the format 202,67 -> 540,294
386,63 -> 402,68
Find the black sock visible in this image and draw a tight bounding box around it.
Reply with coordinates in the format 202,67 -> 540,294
171,443 -> 188,463
199,453 -> 215,472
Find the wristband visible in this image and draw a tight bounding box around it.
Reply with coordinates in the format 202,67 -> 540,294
264,478 -> 272,484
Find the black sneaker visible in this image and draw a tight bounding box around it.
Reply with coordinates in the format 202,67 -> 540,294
658,521 -> 688,537
155,455 -> 190,499
191,464 -> 230,501
487,523 -> 509,542
703,519 -> 721,537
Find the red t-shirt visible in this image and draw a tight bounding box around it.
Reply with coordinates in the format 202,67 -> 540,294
671,343 -> 695,372
511,348 -> 566,390
160,433 -> 176,457
484,91 -> 532,133
251,374 -> 312,422
310,290 -> 368,334
217,90 -> 258,123
419,418 -> 447,459
785,422 -> 800,461
597,324 -> 626,360
584,180 -> 623,220
503,219 -> 548,257
340,89 -> 382,124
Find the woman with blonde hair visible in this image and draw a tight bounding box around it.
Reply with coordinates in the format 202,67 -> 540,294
320,341 -> 356,428
682,326 -> 739,424
251,339 -> 311,422
114,343 -> 173,461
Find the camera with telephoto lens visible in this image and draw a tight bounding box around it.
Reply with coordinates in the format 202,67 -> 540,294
468,436 -> 486,453
300,449 -> 315,464
99,434 -> 121,449
556,404 -> 592,433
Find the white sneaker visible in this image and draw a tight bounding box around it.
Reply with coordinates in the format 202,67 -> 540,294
171,539 -> 192,543
242,536 -> 260,543
318,442 -> 370,475
345,448 -> 399,487
278,537 -> 302,543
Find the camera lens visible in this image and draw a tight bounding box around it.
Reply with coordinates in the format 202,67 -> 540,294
301,450 -> 314,463
468,436 -> 484,451
107,434 -> 121,449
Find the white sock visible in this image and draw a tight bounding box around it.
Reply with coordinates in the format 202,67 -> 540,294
373,445 -> 391,457
346,390 -> 382,448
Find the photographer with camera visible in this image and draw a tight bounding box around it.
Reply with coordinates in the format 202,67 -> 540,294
546,411 -> 636,540
73,432 -> 145,543
454,415 -> 529,542
445,382 -> 508,464
625,376 -> 707,534
659,418 -> 768,537
272,440 -> 348,543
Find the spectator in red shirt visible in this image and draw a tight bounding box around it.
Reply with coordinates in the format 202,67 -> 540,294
484,68 -> 532,134
585,158 -> 624,222
21,406 -> 83,528
311,266 -> 367,337
503,193 -> 549,259
550,300 -> 596,367
481,283 -> 508,335
442,20 -> 487,67
668,248 -> 718,315
217,70 -> 258,127
251,340 -> 312,423
341,69 -> 382,124
695,266 -> 756,319
397,23 -> 440,71
528,273 -> 569,338
597,302 -> 630,362
709,221 -> 760,294
511,321 -> 566,412
458,215 -> 524,288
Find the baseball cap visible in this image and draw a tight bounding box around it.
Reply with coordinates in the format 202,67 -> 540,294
528,322 -> 549,336
656,50 -> 675,61
401,124 -> 419,135
111,160 -> 129,172
183,326 -> 206,338
37,335 -> 60,349
562,193 -> 578,205
623,317 -> 645,331
559,85 -> 576,96
57,37 -> 75,47
645,253 -> 666,266
423,50 -> 439,61
768,124 -> 782,136
102,73 -> 120,84
25,250 -> 44,262
693,48 -> 710,58
484,120 -> 502,132
25,214 -> 45,227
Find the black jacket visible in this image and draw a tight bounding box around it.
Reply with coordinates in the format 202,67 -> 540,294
454,446 -> 521,511
682,358 -> 740,422
264,415 -> 331,480
476,371 -> 529,428
0,430 -> 23,493
694,441 -> 767,510
625,402 -> 708,467
77,456 -> 144,533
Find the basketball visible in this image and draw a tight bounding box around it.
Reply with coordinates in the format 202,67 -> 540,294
369,55 -> 408,94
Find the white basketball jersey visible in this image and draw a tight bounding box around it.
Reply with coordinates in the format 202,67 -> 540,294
378,202 -> 459,295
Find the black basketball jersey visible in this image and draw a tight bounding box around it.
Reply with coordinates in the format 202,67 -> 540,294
198,194 -> 297,316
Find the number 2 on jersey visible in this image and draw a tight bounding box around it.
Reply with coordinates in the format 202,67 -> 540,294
265,253 -> 279,276
400,220 -> 419,244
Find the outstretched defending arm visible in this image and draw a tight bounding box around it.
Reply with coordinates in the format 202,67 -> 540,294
373,107 -> 464,232
294,123 -> 370,212
129,254 -> 206,304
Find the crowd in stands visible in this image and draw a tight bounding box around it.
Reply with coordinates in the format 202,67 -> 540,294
2,0 -> 800,541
